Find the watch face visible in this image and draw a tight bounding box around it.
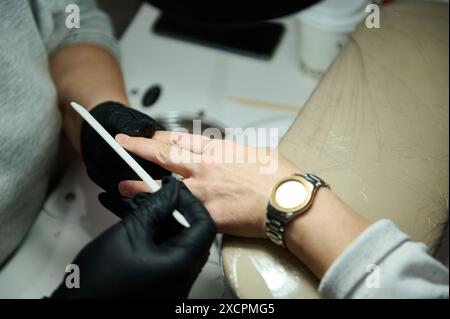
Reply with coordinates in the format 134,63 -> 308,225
275,180 -> 307,210
270,175 -> 313,213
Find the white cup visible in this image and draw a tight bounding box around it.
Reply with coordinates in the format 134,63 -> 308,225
296,0 -> 370,77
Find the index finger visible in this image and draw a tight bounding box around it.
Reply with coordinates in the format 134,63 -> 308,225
116,134 -> 201,177
152,131 -> 213,154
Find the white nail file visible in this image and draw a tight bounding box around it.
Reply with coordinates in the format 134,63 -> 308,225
70,101 -> 190,228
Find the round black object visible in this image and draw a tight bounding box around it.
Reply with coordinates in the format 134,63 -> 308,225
142,85 -> 162,107
147,1 -> 320,25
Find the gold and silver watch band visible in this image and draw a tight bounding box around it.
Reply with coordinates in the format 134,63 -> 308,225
266,173 -> 330,247
266,209 -> 289,246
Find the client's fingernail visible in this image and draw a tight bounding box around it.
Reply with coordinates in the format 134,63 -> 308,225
118,181 -> 132,196
115,134 -> 129,145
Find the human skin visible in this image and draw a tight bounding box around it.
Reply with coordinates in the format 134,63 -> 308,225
49,43 -> 129,153
115,131 -> 370,278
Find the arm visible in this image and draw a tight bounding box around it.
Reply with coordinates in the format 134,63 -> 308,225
49,43 -> 129,153
50,45 -> 169,193
44,0 -> 127,153
284,187 -> 370,278
283,186 -> 448,298
47,0 -> 169,192
113,132 -> 449,298
113,132 -> 370,277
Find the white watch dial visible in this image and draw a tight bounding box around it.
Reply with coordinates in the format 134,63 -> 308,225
275,180 -> 308,210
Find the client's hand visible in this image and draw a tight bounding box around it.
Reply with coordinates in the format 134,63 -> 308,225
80,101 -> 170,196
51,177 -> 216,299
115,132 -> 301,238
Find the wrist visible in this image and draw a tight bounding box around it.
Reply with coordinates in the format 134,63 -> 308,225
284,186 -> 334,249
90,100 -> 128,112
284,187 -> 370,278
260,169 -> 305,239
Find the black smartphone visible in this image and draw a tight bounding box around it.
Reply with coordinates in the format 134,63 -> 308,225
152,14 -> 285,60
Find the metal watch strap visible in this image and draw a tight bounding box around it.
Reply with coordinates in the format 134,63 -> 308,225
266,204 -> 290,246
300,173 -> 330,189
266,173 -> 330,247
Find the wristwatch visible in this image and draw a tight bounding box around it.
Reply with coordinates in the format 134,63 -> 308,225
266,173 -> 330,247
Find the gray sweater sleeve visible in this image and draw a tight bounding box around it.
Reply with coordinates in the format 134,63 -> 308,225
319,220 -> 449,299
35,0 -> 119,58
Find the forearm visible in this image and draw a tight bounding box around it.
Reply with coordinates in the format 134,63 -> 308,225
49,43 -> 129,152
284,187 -> 370,279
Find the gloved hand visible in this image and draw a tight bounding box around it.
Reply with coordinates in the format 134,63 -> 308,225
80,101 -> 170,196
51,177 -> 216,299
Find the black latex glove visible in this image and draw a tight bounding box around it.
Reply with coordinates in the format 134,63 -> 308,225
80,101 -> 170,195
51,177 -> 216,299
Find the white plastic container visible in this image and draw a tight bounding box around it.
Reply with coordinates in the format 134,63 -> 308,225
296,0 -> 370,77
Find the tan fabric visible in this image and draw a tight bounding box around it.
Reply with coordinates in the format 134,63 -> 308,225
222,1 -> 449,298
